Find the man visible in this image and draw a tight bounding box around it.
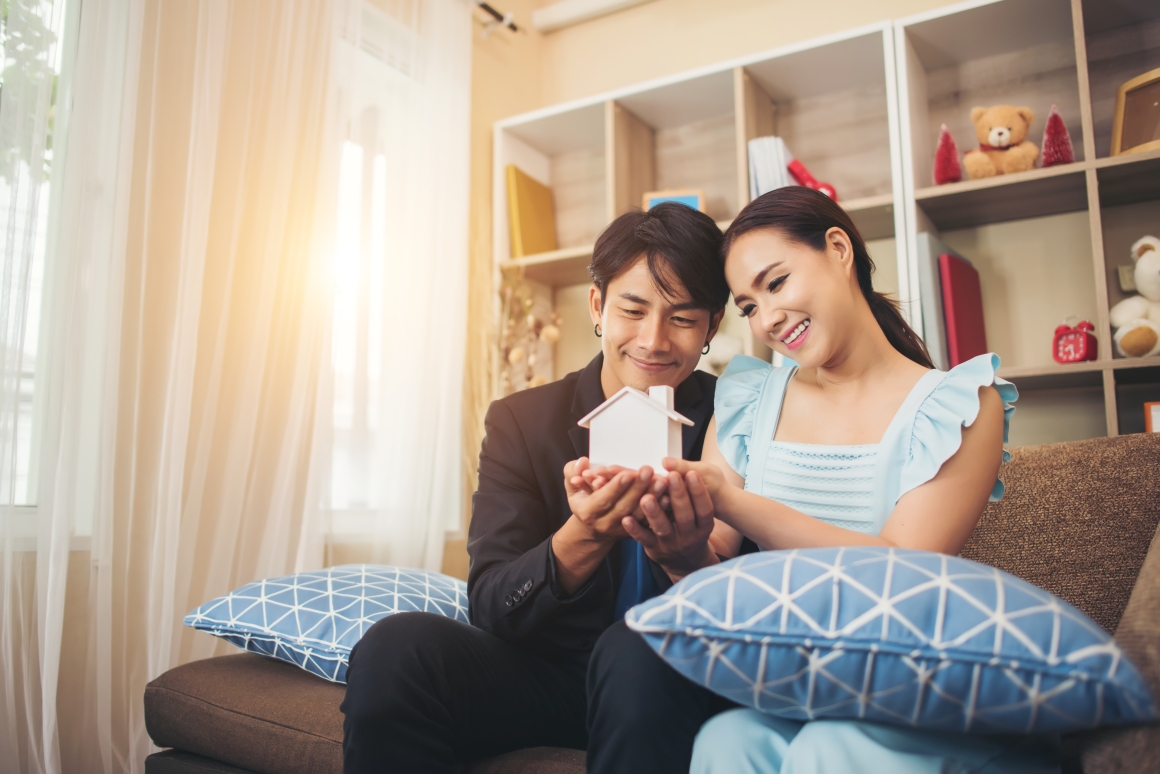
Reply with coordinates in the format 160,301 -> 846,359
341,203 -> 744,774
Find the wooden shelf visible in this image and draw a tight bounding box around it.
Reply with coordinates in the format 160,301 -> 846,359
914,163 -> 1088,231
999,356 -> 1160,390
1094,148 -> 1160,208
844,193 -> 895,241
501,244 -> 594,286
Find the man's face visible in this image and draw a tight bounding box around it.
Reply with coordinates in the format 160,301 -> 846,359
589,255 -> 722,397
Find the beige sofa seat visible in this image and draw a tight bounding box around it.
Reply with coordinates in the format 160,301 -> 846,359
145,434 -> 1160,774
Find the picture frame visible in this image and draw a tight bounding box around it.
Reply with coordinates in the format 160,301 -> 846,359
1111,67 -> 1160,156
642,189 -> 704,212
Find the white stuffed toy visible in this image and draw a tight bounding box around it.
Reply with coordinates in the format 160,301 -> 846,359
1109,236 -> 1160,358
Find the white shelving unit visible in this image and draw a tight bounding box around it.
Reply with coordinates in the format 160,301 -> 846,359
493,22 -> 905,392
492,0 -> 1160,444
895,0 -> 1160,443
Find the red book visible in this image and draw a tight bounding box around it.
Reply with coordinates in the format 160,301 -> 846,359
938,253 -> 988,367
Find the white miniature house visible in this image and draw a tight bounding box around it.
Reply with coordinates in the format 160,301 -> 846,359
578,385 -> 693,471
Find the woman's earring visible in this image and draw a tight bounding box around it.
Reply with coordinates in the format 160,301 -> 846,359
594,324 -> 602,338
702,342 -> 711,355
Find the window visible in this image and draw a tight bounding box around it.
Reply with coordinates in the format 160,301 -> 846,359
0,0 -> 69,508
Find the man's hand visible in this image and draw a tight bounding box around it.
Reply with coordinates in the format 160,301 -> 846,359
564,458 -> 657,542
622,470 -> 718,583
552,458 -> 658,596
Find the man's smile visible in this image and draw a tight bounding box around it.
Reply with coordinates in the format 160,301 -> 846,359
626,354 -> 675,373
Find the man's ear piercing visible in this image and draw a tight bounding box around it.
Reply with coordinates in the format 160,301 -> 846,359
594,324 -> 602,337
702,342 -> 711,355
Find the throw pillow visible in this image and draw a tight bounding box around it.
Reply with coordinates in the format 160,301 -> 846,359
625,547 -> 1157,733
185,564 -> 469,682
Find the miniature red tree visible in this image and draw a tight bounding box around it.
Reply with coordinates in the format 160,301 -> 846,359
933,124 -> 962,185
1041,105 -> 1075,167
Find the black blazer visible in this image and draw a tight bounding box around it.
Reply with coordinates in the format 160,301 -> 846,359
467,353 -> 717,667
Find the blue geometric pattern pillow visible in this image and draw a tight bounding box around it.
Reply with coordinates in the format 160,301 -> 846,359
185,564 -> 468,683
626,548 -> 1157,733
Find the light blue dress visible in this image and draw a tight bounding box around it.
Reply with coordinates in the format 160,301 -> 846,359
690,353 -> 1061,774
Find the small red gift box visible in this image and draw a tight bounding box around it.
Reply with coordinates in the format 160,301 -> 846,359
1053,318 -> 1098,363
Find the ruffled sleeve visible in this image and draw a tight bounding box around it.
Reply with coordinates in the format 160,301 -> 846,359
898,353 -> 1018,503
713,355 -> 772,478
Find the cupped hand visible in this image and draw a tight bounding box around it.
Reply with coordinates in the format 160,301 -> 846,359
564,458 -> 656,542
623,469 -> 718,582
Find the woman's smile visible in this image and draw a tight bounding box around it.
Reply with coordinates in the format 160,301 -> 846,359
782,318 -> 811,350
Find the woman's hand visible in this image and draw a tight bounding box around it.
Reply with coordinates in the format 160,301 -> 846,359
661,459 -> 727,502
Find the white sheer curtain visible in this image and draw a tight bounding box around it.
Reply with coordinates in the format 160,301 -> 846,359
314,0 -> 471,571
1,0 -> 350,771
0,0 -> 81,770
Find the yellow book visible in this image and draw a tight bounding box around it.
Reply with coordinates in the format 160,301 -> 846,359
506,165 -> 557,257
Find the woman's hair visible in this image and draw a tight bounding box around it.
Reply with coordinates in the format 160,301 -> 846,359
722,187 -> 934,368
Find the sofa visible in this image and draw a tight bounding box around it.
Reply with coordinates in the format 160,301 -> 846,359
143,433 -> 1160,774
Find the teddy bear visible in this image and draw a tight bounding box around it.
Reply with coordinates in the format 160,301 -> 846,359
963,105 -> 1039,179
1109,236 -> 1160,358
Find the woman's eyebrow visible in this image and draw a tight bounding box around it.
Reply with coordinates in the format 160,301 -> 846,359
750,262 -> 784,289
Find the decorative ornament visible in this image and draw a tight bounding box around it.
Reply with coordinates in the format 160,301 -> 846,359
786,158 -> 838,201
499,270 -> 562,395
933,124 -> 963,185
539,324 -> 560,345
1041,105 -> 1075,168
1052,317 -> 1098,363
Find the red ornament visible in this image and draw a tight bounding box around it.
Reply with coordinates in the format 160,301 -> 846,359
786,158 -> 839,201
1053,318 -> 1098,363
1041,105 -> 1075,168
933,124 -> 962,185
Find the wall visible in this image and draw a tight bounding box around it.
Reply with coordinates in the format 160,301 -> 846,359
447,0 -> 964,578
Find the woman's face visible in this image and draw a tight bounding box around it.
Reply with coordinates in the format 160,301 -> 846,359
725,227 -> 860,367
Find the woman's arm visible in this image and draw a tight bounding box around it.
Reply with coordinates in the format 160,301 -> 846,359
699,417 -> 748,559
668,386 -> 1006,555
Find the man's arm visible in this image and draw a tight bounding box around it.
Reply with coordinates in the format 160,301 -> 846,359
470,401 -> 654,641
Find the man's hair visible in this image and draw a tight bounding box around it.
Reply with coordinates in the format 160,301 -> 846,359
588,203 -> 728,313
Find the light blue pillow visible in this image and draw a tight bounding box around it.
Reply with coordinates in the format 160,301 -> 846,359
626,548 -> 1157,734
185,564 -> 469,683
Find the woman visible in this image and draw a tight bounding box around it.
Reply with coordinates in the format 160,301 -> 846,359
657,188 -> 1058,773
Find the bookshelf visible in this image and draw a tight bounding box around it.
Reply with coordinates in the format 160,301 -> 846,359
492,0 -> 1160,446
896,0 -> 1160,445
493,23 -> 904,392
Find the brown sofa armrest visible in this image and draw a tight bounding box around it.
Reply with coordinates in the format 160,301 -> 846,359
1080,523 -> 1160,773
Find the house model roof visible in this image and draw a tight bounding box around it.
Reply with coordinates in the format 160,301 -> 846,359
577,386 -> 694,429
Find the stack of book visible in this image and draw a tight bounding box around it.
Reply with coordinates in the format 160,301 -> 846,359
747,137 -> 793,199
915,233 -> 988,371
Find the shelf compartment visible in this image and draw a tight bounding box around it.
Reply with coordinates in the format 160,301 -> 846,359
614,71 -> 740,223
1081,0 -> 1160,160
845,193 -> 895,241
940,209 -> 1098,373
1094,148 -> 1160,207
742,30 -> 895,205
1005,383 -> 1108,447
1114,363 -> 1160,435
1098,194 -> 1160,359
914,163 -> 1087,231
899,0 -> 1086,191
495,102 -> 608,265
